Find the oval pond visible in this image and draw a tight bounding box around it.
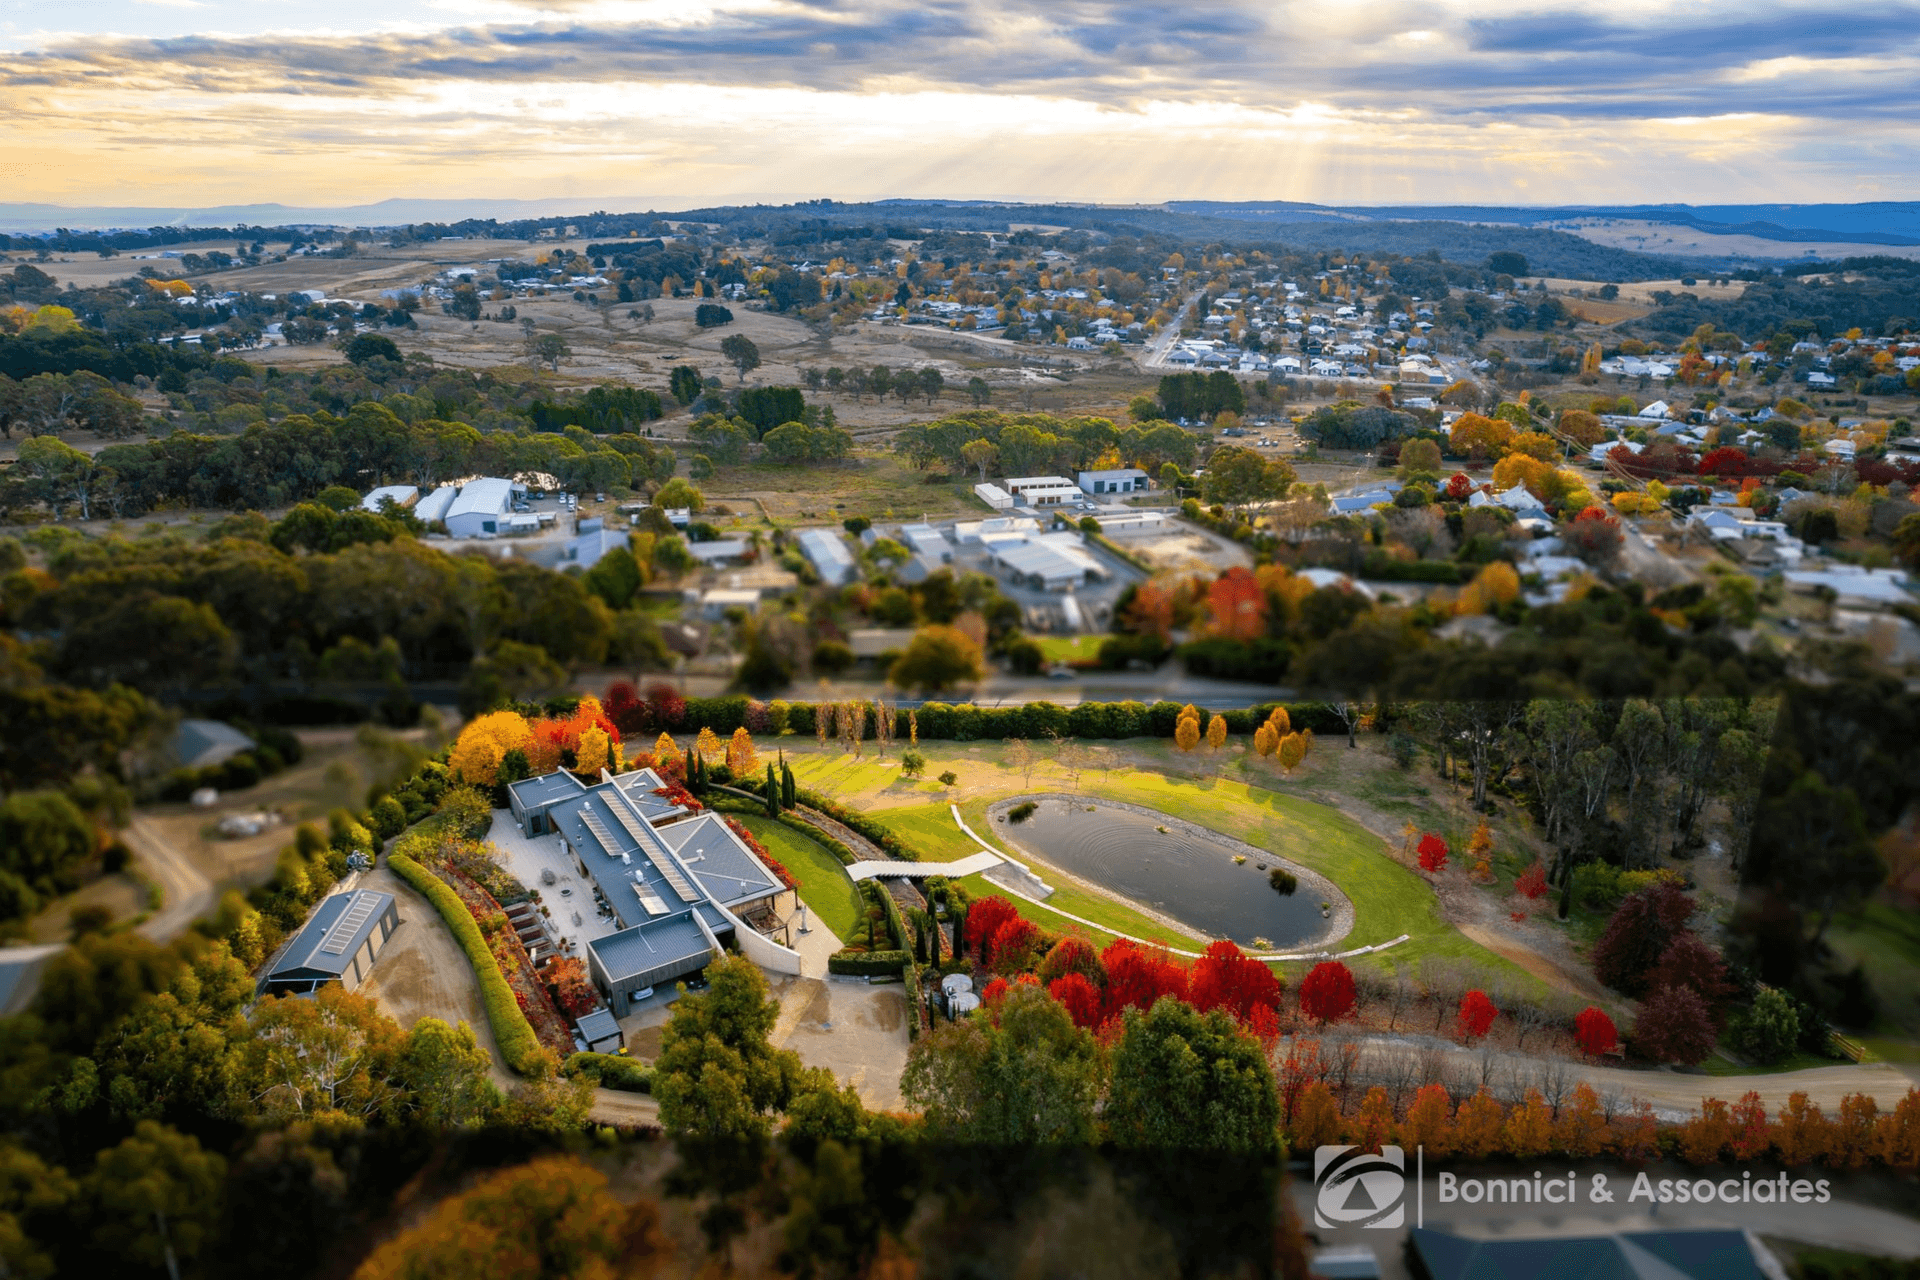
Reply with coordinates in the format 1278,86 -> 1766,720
998,798 -> 1331,948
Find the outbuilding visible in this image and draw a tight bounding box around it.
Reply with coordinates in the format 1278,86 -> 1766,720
263,890 -> 401,997
444,478 -> 522,537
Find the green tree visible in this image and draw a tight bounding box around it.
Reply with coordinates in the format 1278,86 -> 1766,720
1201,446 -> 1293,513
888,625 -> 985,693
399,1017 -> 501,1126
86,1121 -> 226,1280
457,640 -> 569,718
960,438 -> 1000,481
1104,998 -> 1280,1154
529,333 -> 571,372
15,435 -> 94,518
669,365 -> 703,405
0,789 -> 94,914
0,1142 -> 75,1279
1732,988 -> 1801,1065
653,955 -> 813,1140
720,334 -> 761,383
901,983 -> 1102,1144
653,477 -> 705,513
967,376 -> 992,407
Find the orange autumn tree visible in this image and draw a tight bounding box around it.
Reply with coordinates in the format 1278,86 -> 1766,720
1206,566 -> 1268,642
527,697 -> 622,775
1206,714 -> 1228,751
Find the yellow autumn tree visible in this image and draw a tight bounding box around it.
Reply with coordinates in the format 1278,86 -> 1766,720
653,732 -> 681,765
1175,714 -> 1201,753
574,726 -> 611,776
694,726 -> 723,762
1266,706 -> 1291,739
1205,714 -> 1227,751
449,711 -> 534,787
1504,1088 -> 1555,1159
1277,732 -> 1307,775
1254,723 -> 1278,758
1457,562 -> 1522,616
726,727 -> 757,775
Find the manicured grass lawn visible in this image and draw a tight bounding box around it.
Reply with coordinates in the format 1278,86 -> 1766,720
781,740 -> 1544,991
735,815 -> 862,942
1034,635 -> 1103,662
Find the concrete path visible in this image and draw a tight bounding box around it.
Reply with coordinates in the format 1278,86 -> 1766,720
845,853 -> 1002,881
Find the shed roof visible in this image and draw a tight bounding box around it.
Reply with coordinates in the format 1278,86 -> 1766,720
270,891 -> 395,980
447,477 -> 515,519
174,719 -> 255,770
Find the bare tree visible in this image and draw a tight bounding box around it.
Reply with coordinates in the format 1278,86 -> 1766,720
1375,1043 -> 1424,1112
1506,993 -> 1558,1052
1530,1056 -> 1576,1120
1006,738 -> 1036,786
1382,972 -> 1419,1032
1418,958 -> 1467,1034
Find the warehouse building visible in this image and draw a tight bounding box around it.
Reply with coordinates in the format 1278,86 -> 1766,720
443,477 -> 525,537
262,890 -> 401,997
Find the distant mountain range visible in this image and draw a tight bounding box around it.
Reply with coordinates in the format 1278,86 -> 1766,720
4,198 -> 1920,245
1164,201 -> 1920,246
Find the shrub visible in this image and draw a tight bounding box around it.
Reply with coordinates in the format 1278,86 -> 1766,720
1007,801 -> 1037,823
900,749 -> 927,778
1417,833 -> 1448,874
1513,861 -> 1549,900
964,896 -> 1021,964
562,1052 -> 651,1092
1731,987 -> 1801,1065
1268,868 -> 1298,896
389,853 -> 546,1075
826,950 -> 912,977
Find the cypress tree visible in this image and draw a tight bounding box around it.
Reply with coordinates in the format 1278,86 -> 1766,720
765,762 -> 779,817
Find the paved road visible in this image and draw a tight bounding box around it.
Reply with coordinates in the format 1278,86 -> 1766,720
1140,287 -> 1206,370
127,815 -> 217,943
1342,1032 -> 1915,1118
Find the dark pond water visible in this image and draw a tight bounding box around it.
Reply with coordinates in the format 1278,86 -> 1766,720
999,798 -> 1329,948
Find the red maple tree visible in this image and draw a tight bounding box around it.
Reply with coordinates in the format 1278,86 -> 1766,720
1206,566 -> 1268,642
1047,972 -> 1103,1028
1187,939 -> 1283,1024
964,896 -> 1021,966
1574,1006 -> 1618,1057
1299,960 -> 1357,1025
1513,861 -> 1549,900
1101,939 -> 1188,1020
1456,988 -> 1499,1041
1417,833 -> 1449,874
989,917 -> 1043,975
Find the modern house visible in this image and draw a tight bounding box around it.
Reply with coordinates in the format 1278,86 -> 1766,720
1077,467 -> 1149,496
262,890 -> 401,997
511,766 -> 801,1014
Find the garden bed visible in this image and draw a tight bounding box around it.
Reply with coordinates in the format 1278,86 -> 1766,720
432,862 -> 575,1062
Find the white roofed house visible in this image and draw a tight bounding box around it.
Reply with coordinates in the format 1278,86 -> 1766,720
795,527 -> 858,584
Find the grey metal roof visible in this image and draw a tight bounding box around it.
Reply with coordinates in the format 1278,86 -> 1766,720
174,719 -> 255,770
576,1007 -> 621,1046
608,768 -> 686,825
508,770 -> 587,811
655,813 -> 782,908
270,890 -> 395,979
588,909 -> 714,985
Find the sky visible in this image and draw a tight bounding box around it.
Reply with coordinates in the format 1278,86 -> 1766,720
1,0 -> 1916,211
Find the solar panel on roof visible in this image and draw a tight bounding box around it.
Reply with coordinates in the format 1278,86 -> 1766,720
319,893 -> 378,955
608,796 -> 700,903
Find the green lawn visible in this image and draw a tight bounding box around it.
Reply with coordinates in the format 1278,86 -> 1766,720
783,741 -> 1545,990
1826,899 -> 1920,1040
735,815 -> 862,941
1034,635 -> 1104,662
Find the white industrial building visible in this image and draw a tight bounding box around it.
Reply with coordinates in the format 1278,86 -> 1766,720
1077,468 -> 1149,496
953,515 -> 1041,544
443,477 -> 527,537
986,532 -> 1109,591
795,527 -> 857,584
413,485 -> 459,525
1093,510 -> 1172,537
898,523 -> 955,564
361,485 -> 419,513
973,482 -> 1014,510
1002,475 -> 1078,498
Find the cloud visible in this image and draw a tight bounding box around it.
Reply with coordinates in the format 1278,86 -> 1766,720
0,0 -> 1917,203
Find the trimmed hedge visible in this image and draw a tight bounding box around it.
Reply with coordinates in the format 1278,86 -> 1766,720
389,852 -> 547,1077
827,950 -> 913,977
562,1051 -> 652,1093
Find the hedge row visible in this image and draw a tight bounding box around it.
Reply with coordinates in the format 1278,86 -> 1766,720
388,852 -> 547,1076
562,1051 -> 651,1093
665,694 -> 1352,743
827,950 -> 913,977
